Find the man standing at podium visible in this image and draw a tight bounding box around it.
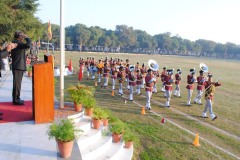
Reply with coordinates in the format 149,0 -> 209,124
11,31 -> 31,105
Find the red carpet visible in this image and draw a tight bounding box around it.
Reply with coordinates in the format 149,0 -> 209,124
0,101 -> 33,123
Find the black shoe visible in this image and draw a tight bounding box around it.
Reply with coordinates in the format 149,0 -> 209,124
148,108 -> 151,110
15,99 -> 24,103
212,116 -> 217,121
0,112 -> 3,116
13,100 -> 25,105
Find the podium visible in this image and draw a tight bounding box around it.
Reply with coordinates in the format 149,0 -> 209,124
32,55 -> 54,124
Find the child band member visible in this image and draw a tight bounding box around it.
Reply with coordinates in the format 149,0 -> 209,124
117,66 -> 124,96
136,69 -> 143,95
145,69 -> 155,110
194,70 -> 205,105
202,74 -> 221,121
164,69 -> 175,107
174,68 -> 182,97
128,65 -> 136,101
186,68 -> 196,106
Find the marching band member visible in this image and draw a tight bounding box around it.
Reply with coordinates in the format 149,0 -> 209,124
136,69 -> 143,95
85,57 -> 90,80
161,66 -> 167,92
128,65 -> 137,101
97,59 -> 104,83
102,62 -> 110,87
140,63 -> 147,88
90,57 -> 97,80
109,57 -> 114,67
78,57 -> 84,81
111,68 -> 118,90
174,68 -> 182,97
79,57 -> 84,74
117,66 -> 124,96
126,58 -> 130,65
145,69 -> 155,110
164,69 -> 175,107
193,70 -> 205,104
125,63 -> 130,90
202,73 -> 221,121
135,61 -> 140,71
116,58 -> 121,66
186,68 -> 196,106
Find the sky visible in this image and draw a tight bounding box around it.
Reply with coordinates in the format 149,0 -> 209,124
35,0 -> 240,44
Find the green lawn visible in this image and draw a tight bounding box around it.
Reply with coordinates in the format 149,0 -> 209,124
45,51 -> 240,160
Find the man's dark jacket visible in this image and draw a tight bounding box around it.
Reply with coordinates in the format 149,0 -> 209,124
11,38 -> 31,71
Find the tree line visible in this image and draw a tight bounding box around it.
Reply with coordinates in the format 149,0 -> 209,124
1,0 -> 240,59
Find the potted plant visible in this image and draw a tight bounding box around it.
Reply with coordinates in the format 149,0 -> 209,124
92,107 -> 105,129
27,65 -> 32,77
47,119 -> 82,158
122,130 -> 137,148
110,120 -> 125,143
102,109 -> 111,126
67,84 -> 95,112
83,97 -> 96,116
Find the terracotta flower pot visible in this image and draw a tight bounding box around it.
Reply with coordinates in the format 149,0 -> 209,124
92,119 -> 102,129
74,102 -> 82,112
112,133 -> 122,143
57,140 -> 74,158
85,108 -> 94,116
102,119 -> 109,126
124,141 -> 133,148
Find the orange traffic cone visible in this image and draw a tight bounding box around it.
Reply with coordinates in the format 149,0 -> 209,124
161,118 -> 166,123
95,81 -> 97,86
141,107 -> 146,115
193,133 -> 201,147
111,90 -> 115,96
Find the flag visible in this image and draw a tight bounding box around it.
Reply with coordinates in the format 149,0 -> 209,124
68,59 -> 72,72
47,20 -> 52,40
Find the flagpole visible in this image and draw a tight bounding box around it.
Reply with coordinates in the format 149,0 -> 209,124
60,0 -> 65,109
37,36 -> 40,60
47,39 -> 49,54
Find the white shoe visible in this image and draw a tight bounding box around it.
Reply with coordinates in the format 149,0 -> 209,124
210,114 -> 217,121
202,112 -> 208,118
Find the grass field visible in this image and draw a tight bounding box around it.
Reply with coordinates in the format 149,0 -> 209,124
47,51 -> 240,160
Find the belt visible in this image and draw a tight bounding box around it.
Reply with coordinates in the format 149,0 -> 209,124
187,84 -> 193,86
165,85 -> 172,87
145,86 -> 153,89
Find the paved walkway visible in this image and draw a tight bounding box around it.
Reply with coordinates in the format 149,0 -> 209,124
0,71 -> 65,160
